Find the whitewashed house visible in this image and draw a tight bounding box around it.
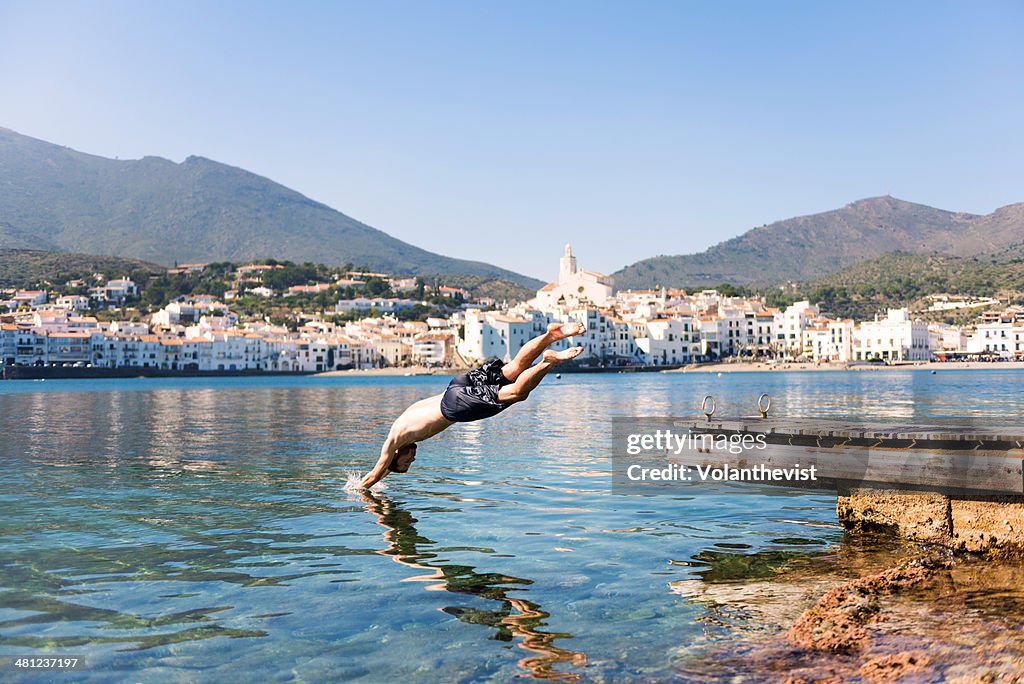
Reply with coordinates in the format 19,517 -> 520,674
12,290 -> 48,308
854,309 -> 931,362
55,295 -> 90,312
774,301 -> 819,360
805,319 -> 855,362
966,322 -> 1023,358
412,332 -> 452,367
1,323 -> 16,365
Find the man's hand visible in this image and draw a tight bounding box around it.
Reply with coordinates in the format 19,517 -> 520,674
359,467 -> 387,489
360,435 -> 399,489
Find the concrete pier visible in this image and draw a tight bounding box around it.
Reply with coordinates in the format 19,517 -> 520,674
670,416 -> 1024,553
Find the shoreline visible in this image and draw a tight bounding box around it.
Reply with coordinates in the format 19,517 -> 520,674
319,360 -> 1024,377
667,360 -> 1024,373
316,366 -> 461,377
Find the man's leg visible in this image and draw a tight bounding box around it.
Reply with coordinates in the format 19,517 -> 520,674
501,322 -> 586,382
498,347 -> 584,403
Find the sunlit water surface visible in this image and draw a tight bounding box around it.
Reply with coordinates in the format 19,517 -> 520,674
2,370 -> 1024,681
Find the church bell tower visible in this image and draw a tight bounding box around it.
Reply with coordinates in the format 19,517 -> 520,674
558,243 -> 577,284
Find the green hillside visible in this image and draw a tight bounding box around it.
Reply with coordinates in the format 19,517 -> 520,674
0,128 -> 541,288
782,252 -> 1024,321
419,274 -> 535,304
0,249 -> 164,288
0,249 -> 533,310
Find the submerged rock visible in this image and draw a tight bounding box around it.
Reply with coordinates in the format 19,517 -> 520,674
675,536 -> 1024,680
858,651 -> 931,682
786,556 -> 950,653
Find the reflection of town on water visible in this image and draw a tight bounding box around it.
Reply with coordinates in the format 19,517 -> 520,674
671,370 -> 1024,422
12,384 -> 407,483
361,491 -> 587,681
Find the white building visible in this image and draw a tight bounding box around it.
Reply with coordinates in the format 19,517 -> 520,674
744,310 -> 778,357
966,323 -> 1024,358
637,318 -> 696,366
292,338 -> 332,372
438,286 -> 470,300
223,332 -> 265,370
697,317 -> 725,359
12,290 -> 47,308
336,298 -> 419,315
612,289 -> 667,313
44,331 -> 93,365
109,321 -> 149,336
55,295 -> 90,312
774,301 -> 819,359
1,323 -> 16,365
805,319 -> 855,362
29,310 -> 70,331
13,329 -> 47,365
854,308 -> 931,362
390,277 -> 418,292
458,310 -> 537,364
716,306 -> 750,357
412,333 -> 452,367
152,300 -> 231,327
606,316 -> 647,364
90,278 -> 137,305
929,323 -> 967,355
151,302 -> 199,326
263,337 -> 300,372
532,244 -> 614,309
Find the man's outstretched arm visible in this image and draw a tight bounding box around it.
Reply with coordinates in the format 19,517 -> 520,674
358,394 -> 452,489
360,434 -> 399,489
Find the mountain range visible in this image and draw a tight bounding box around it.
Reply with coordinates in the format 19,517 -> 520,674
3,127 -> 1022,293
0,127 -> 542,288
612,196 -> 1024,289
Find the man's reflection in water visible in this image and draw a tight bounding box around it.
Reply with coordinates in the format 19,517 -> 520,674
361,491 -> 587,681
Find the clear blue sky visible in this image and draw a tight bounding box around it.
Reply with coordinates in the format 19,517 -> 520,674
1,1 -> 1021,280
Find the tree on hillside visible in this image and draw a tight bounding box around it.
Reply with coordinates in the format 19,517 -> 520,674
361,277 -> 392,297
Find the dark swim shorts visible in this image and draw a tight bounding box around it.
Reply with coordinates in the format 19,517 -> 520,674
440,358 -> 513,422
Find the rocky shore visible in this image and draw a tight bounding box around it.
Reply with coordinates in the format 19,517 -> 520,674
675,537 -> 1024,682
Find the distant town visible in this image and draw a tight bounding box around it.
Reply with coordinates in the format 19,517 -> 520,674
2,244 -> 1022,378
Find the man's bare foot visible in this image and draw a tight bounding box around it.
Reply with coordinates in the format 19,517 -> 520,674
547,322 -> 586,340
543,346 -> 584,364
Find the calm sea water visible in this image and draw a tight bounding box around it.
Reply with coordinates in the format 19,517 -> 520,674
2,369 -> 1023,682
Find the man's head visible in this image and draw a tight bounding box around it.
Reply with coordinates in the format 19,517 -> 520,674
388,443 -> 417,473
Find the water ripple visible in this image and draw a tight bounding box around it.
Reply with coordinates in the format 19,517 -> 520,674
1,371 -> 1022,680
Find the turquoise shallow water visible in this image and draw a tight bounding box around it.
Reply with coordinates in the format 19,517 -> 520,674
1,369 -> 1023,682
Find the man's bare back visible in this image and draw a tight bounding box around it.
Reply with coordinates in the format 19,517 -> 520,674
393,395 -> 452,445
357,395 -> 451,488
359,322 -> 585,489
